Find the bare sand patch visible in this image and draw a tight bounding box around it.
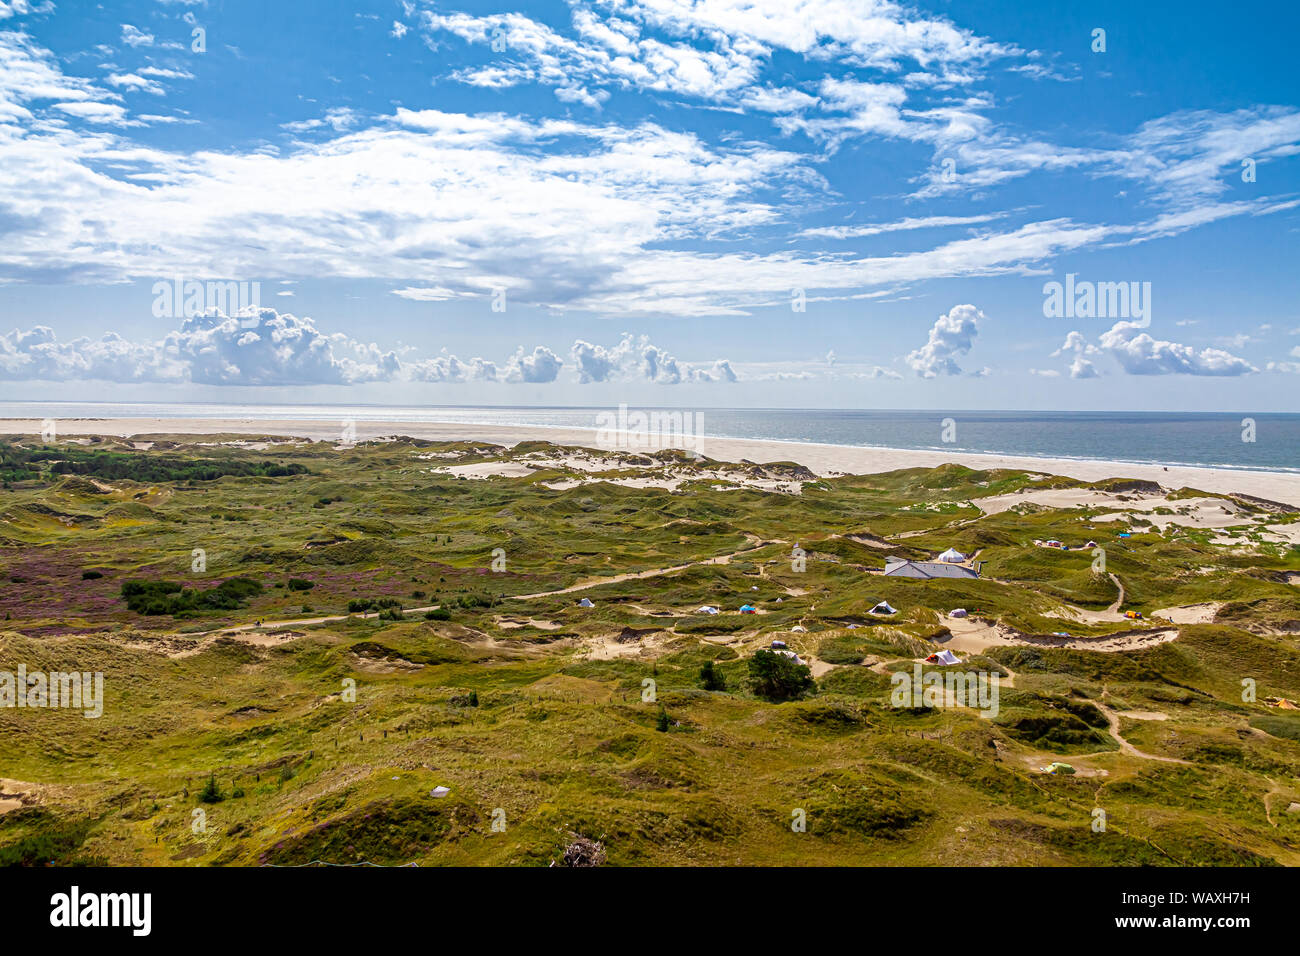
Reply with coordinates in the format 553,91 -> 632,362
1151,603 -> 1221,625
430,460 -> 536,479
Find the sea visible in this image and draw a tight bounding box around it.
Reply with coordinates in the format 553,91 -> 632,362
1,403 -> 1297,474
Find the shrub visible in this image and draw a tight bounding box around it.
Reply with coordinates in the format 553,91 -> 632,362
287,578 -> 314,591
699,660 -> 727,691
748,650 -> 815,702
121,577 -> 262,616
198,774 -> 224,804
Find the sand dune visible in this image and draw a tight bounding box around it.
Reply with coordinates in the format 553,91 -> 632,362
5,416 -> 1298,503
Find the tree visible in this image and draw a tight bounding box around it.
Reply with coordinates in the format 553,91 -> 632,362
656,706 -> 670,732
699,660 -> 727,692
748,650 -> 815,702
198,773 -> 224,804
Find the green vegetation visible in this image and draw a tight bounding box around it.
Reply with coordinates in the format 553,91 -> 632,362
0,435 -> 1297,867
121,577 -> 263,616
749,650 -> 816,701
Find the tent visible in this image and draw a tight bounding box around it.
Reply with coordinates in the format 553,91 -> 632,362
1044,762 -> 1076,775
770,639 -> 788,649
790,625 -> 807,633
925,648 -> 961,665
577,598 -> 595,608
697,605 -> 719,615
870,601 -> 897,615
430,786 -> 452,798
739,604 -> 757,614
937,548 -> 966,563
948,608 -> 969,618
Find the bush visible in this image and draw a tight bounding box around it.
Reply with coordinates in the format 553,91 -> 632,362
699,660 -> 727,691
748,650 -> 815,702
287,578 -> 314,591
81,569 -> 103,580
424,608 -> 451,621
348,597 -> 403,614
198,774 -> 224,804
121,577 -> 262,616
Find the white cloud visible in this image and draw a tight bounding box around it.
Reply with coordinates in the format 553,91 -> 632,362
120,24 -> 155,48
503,345 -> 563,383
569,334 -> 734,383
798,213 -> 1002,239
905,304 -> 982,377
1055,322 -> 1256,378
0,313 -> 733,387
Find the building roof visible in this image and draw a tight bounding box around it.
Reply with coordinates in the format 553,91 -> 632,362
883,557 -> 980,579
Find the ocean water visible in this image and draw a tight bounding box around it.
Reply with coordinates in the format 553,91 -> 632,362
2,402 -> 1297,473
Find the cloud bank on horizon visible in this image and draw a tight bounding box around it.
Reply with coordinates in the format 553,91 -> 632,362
0,0 -> 1297,404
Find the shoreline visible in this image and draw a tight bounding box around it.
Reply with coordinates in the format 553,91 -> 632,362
3,415 -> 1298,505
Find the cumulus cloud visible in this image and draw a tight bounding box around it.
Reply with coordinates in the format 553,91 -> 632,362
1096,321 -> 1257,376
570,334 -> 735,384
503,345 -> 563,383
0,313 -> 734,388
906,304 -> 982,378
1054,322 -> 1256,378
1051,330 -> 1100,379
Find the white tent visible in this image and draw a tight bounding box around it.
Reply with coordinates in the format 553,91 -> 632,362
430,786 -> 451,798
930,649 -> 961,665
948,608 -> 969,618
870,601 -> 897,615
790,625 -> 807,633
697,605 -> 719,615
577,598 -> 595,608
937,548 -> 966,563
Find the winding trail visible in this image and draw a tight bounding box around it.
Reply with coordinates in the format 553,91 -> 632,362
176,536 -> 780,646
1105,573 -> 1125,615
1092,700 -> 1190,764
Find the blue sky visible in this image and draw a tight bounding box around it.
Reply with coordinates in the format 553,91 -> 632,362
1,0 -> 1298,410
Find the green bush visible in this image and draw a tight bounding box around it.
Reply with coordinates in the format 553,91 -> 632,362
748,650 -> 815,702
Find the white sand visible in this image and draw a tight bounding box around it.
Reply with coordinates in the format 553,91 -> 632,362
4,416 -> 1297,504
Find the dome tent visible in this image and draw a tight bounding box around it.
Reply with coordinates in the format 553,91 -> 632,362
937,548 -> 966,563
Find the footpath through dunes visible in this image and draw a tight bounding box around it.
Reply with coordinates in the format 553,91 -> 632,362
168,534 -> 782,649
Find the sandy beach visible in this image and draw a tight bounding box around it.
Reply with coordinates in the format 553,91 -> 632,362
3,415 -> 1298,506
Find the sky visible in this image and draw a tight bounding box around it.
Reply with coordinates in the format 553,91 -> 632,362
0,0 -> 1298,411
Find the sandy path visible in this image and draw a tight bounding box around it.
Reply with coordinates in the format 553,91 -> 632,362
6,416 -> 1298,503
149,537 -> 778,651
1094,701 -> 1190,764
